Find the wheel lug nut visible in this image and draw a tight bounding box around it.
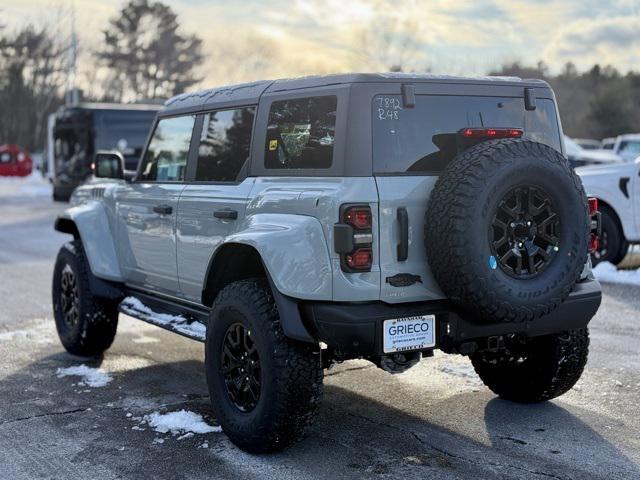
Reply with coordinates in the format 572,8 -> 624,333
510,222 -> 516,227
527,221 -> 531,226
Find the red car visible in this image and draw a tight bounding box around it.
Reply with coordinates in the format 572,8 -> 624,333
0,144 -> 32,177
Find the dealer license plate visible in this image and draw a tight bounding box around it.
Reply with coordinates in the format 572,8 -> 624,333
383,315 -> 435,354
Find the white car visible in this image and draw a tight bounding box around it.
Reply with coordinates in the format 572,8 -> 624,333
564,136 -> 621,168
577,158 -> 640,265
600,134 -> 640,162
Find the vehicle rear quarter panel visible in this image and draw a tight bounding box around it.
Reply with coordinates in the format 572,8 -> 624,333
245,177 -> 380,301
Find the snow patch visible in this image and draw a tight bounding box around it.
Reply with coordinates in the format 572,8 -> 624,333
438,361 -> 483,385
0,170 -> 51,197
120,296 -> 206,340
593,262 -> 640,286
56,365 -> 113,387
142,410 -> 222,436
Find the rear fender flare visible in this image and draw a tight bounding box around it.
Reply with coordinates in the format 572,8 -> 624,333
223,213 -> 333,301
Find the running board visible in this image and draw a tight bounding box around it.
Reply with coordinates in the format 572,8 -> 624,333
119,296 -> 207,342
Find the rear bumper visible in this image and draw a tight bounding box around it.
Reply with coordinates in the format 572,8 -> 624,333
301,278 -> 602,357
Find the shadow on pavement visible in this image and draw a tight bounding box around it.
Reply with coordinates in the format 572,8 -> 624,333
1,350 -> 639,480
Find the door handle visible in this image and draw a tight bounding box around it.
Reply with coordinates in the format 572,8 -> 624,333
214,209 -> 238,220
397,207 -> 408,261
153,204 -> 173,215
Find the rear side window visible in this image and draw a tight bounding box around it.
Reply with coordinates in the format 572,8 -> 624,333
195,107 -> 255,182
265,95 -> 337,169
372,95 -> 561,174
139,115 -> 195,182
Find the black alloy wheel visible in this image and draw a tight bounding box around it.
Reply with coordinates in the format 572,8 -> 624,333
221,323 -> 262,412
60,266 -> 80,327
490,185 -> 560,278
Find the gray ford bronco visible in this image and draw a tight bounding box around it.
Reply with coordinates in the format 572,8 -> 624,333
52,73 -> 602,453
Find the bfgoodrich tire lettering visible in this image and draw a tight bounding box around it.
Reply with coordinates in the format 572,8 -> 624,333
52,241 -> 119,356
425,139 -> 590,323
205,279 -> 323,453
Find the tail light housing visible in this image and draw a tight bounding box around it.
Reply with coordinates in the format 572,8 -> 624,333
334,204 -> 373,272
588,197 -> 601,253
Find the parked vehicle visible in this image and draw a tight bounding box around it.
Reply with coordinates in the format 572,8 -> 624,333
48,102 -> 161,201
597,134 -> 640,162
52,74 -> 602,453
577,158 -> 640,265
564,136 -> 621,168
601,137 -> 616,151
0,144 -> 32,177
574,138 -> 602,150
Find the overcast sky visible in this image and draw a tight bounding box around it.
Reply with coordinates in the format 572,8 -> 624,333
3,0 -> 640,88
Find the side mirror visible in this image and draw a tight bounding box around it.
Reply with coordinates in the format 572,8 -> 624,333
93,151 -> 124,179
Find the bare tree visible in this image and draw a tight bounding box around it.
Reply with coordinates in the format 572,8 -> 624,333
96,0 -> 204,101
207,32 -> 280,85
0,24 -> 68,150
354,3 -> 424,72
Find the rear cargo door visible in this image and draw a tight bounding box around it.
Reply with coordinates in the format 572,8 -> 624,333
375,175 -> 445,303
372,92 -> 562,303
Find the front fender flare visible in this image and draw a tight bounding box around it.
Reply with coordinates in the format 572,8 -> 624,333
54,201 -> 123,282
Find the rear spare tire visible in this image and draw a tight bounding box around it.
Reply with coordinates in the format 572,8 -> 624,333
425,139 -> 589,323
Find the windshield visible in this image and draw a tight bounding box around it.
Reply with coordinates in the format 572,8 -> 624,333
564,136 -> 583,157
618,139 -> 640,162
372,94 -> 562,174
93,109 -> 157,170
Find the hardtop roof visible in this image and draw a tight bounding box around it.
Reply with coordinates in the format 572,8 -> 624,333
162,73 -> 550,115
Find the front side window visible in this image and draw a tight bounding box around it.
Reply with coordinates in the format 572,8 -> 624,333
195,107 -> 255,182
372,95 -> 562,174
138,115 -> 195,182
265,95 -> 337,169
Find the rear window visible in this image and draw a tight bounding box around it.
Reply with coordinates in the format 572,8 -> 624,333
265,95 -> 337,169
372,95 -> 561,174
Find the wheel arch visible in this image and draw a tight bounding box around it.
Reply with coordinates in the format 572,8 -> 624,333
54,203 -> 123,283
202,242 -> 316,343
596,198 -> 626,241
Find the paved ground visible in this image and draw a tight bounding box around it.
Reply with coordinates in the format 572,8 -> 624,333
1,178 -> 639,480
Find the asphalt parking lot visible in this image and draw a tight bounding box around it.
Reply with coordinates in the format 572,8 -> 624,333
1,178 -> 639,480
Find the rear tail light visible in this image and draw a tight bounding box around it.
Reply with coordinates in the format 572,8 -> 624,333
587,197 -> 601,253
346,248 -> 373,270
335,205 -> 373,272
344,207 -> 372,230
459,128 -> 523,139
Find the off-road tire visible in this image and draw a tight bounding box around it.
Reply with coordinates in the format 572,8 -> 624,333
471,329 -> 589,402
425,139 -> 589,323
592,205 -> 627,266
205,279 -> 323,453
52,241 -> 119,356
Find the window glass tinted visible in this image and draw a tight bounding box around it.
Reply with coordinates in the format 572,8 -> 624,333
372,95 -> 561,174
265,95 -> 337,169
195,107 -> 255,182
138,115 -> 195,182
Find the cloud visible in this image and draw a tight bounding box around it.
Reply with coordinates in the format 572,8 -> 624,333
544,16 -> 640,71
